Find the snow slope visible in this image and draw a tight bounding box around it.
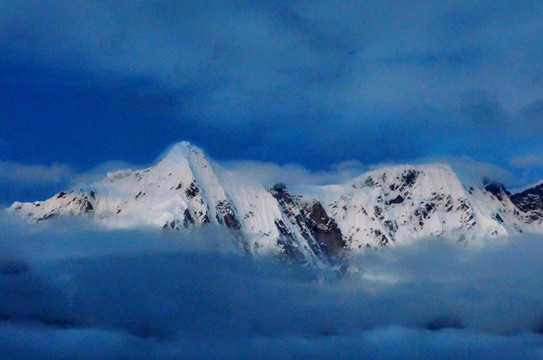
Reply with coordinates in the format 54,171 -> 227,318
9,142 -> 543,264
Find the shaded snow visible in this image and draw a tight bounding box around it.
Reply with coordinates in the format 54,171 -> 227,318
8,142 -> 543,259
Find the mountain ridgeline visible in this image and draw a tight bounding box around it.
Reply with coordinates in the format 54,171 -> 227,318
9,142 -> 543,266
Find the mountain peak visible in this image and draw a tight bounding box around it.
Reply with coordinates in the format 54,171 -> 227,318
159,141 -> 201,161
157,141 -> 208,169
7,142 -> 543,262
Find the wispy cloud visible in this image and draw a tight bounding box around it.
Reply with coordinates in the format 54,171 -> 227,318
218,158 -> 367,188
0,146 -> 524,207
511,153 -> 543,169
0,160 -> 73,185
509,153 -> 543,186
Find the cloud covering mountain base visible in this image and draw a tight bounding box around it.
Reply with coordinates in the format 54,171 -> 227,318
1,217 -> 543,359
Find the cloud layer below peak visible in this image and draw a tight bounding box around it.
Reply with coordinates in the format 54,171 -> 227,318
1,215 -> 543,359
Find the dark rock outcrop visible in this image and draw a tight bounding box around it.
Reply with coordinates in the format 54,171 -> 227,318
270,183 -> 346,263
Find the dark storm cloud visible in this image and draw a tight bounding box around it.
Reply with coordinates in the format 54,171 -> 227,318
1,1 -> 542,177
2,215 -> 543,359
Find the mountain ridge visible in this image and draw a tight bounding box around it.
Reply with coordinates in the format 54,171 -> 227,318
8,142 -> 543,266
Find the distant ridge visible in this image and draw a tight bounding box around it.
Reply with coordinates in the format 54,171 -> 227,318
9,142 -> 543,266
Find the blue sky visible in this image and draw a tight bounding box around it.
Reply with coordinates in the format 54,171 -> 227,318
2,3 -> 543,358
1,1 -> 543,204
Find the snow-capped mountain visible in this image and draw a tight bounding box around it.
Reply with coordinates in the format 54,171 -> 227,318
9,142 -> 543,265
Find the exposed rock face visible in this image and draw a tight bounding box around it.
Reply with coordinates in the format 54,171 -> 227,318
7,142 -> 543,265
269,183 -> 331,265
483,178 -> 511,202
267,182 -> 345,264
510,183 -> 543,224
215,200 -> 241,231
299,200 -> 345,256
269,184 -> 307,262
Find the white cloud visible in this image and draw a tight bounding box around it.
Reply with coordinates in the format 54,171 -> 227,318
69,160 -> 146,187
218,159 -> 366,188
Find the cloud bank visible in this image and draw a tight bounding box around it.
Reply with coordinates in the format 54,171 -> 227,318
1,214 -> 543,359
